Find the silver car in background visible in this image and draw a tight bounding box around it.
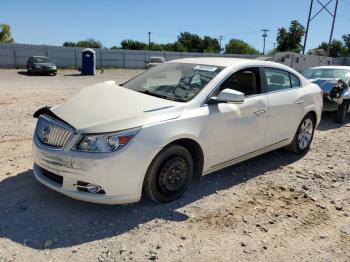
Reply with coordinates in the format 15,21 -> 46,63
144,56 -> 166,69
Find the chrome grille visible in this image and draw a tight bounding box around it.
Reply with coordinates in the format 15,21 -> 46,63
35,115 -> 74,149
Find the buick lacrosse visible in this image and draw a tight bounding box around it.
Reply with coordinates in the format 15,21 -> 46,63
32,58 -> 322,204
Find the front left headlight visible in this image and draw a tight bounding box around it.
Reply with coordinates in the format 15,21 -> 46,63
73,128 -> 140,153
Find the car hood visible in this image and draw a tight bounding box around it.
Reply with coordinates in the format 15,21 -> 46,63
310,78 -> 339,94
51,81 -> 184,133
35,62 -> 56,67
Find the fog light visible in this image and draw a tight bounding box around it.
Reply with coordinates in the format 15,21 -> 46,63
86,184 -> 101,193
74,181 -> 106,194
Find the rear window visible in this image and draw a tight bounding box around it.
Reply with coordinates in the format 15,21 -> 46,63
149,58 -> 164,63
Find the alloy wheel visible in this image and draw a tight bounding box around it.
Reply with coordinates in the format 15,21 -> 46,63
298,118 -> 313,150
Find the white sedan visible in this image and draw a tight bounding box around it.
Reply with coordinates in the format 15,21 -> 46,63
32,58 -> 323,204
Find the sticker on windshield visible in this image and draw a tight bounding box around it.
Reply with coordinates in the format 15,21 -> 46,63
193,65 -> 218,72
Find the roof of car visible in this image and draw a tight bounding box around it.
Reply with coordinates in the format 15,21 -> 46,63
31,56 -> 49,58
310,66 -> 350,70
169,57 -> 286,68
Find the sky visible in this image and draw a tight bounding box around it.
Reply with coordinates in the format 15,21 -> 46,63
2,0 -> 350,53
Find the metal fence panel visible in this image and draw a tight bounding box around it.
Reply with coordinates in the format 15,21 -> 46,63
3,43 -> 347,69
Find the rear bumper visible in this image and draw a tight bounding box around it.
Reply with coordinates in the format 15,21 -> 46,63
32,68 -> 57,74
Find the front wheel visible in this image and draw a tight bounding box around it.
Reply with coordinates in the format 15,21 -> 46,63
143,145 -> 194,203
287,113 -> 315,154
335,101 -> 348,124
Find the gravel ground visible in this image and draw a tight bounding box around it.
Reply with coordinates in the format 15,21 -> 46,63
0,69 -> 349,262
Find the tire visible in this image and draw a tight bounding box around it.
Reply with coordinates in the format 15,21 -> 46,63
335,101 -> 348,124
287,113 -> 316,154
143,145 -> 194,203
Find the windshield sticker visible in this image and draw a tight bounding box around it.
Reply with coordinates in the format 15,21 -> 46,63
193,65 -> 218,72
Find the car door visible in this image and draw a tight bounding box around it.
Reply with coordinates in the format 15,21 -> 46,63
263,67 -> 305,146
204,67 -> 269,168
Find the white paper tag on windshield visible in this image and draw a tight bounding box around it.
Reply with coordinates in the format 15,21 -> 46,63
193,65 -> 218,72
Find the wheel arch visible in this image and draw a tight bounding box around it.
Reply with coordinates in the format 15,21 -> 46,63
163,138 -> 204,179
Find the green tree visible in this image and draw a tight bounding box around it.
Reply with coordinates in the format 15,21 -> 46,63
177,32 -> 203,52
276,20 -> 305,53
202,36 -> 220,53
0,24 -> 14,43
76,38 -> 102,48
225,39 -> 259,54
63,41 -> 76,47
120,39 -> 147,50
342,34 -> 350,48
317,40 -> 347,58
342,34 -> 350,55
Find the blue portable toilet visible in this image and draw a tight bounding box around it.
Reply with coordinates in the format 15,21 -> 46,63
81,48 -> 96,75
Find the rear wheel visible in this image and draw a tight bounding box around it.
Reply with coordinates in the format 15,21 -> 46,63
287,113 -> 315,154
143,145 -> 194,203
335,101 -> 348,124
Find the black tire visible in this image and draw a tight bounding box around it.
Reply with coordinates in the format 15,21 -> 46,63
335,101 -> 348,124
287,113 -> 316,154
143,145 -> 194,203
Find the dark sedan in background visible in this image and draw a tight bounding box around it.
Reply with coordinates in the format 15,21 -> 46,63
27,56 -> 57,75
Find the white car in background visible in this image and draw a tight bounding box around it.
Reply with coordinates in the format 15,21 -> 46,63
32,58 -> 323,204
303,66 -> 350,123
144,56 -> 166,69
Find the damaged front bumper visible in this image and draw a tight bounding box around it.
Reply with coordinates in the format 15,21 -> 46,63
32,133 -> 153,205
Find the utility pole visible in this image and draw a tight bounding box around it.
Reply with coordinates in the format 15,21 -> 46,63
219,35 -> 223,53
262,29 -> 269,55
302,0 -> 339,56
147,32 -> 151,47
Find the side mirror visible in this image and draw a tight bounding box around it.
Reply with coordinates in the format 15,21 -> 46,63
209,89 -> 244,104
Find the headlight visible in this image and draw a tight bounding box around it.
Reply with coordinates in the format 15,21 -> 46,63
73,128 -> 140,153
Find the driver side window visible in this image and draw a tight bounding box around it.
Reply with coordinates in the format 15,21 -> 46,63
219,67 -> 261,96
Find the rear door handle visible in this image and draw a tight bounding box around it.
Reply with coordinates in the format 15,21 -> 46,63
254,110 -> 266,116
296,100 -> 304,104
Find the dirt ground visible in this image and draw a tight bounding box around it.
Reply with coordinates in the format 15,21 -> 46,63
0,69 -> 349,262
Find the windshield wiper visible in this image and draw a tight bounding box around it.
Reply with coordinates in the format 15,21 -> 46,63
137,90 -> 185,102
137,90 -> 168,99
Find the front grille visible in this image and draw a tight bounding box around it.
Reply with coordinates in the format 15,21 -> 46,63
39,165 -> 63,185
35,115 -> 74,149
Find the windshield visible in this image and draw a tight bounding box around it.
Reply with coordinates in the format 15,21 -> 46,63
303,68 -> 350,82
33,57 -> 49,63
149,58 -> 164,63
122,63 -> 223,102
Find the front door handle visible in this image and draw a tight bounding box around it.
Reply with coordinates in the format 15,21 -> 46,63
296,100 -> 304,104
254,110 -> 266,116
